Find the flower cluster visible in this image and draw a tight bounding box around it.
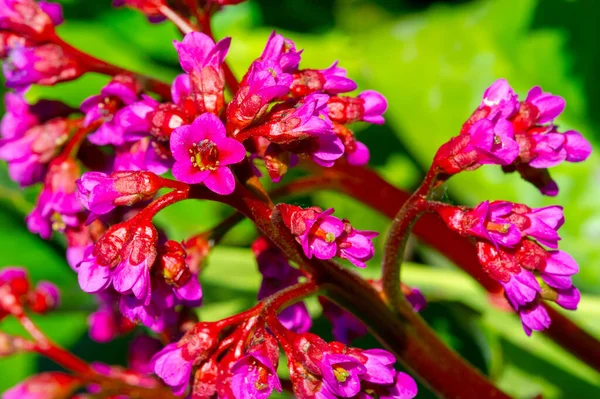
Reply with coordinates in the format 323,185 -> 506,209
279,204 -> 379,268
0,267 -> 60,318
149,319 -> 417,399
438,200 -> 578,335
434,79 -> 591,195
0,0 -> 594,398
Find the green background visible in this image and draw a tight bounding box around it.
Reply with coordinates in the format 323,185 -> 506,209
1,0 -> 599,397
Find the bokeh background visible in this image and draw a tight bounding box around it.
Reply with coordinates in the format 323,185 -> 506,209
1,0 -> 599,397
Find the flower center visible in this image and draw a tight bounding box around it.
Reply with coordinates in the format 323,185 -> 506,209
486,222 -> 511,233
189,139 -> 220,171
333,365 -> 350,382
254,365 -> 269,391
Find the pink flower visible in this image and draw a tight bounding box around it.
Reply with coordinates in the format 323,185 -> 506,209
76,171 -> 163,218
259,31 -> 302,73
230,351 -> 282,399
336,226 -> 378,268
291,62 -> 357,96
3,43 -> 81,91
26,159 -> 81,239
152,343 -> 193,395
81,75 -> 140,146
480,78 -> 519,119
170,113 -> 246,195
327,91 -> 388,125
0,0 -> 63,41
173,31 -> 230,115
318,353 -> 366,397
298,208 -> 345,260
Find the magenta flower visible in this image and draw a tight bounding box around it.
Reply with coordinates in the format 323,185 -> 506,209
378,372 -> 419,399
0,0 -> 63,40
318,353 -> 366,397
555,286 -> 580,310
518,300 -> 551,336
405,288 -> 427,312
1,92 -> 38,139
481,78 -> 519,119
359,90 -> 388,125
3,43 -> 80,90
87,293 -> 136,344
441,201 -> 521,248
327,91 -> 388,125
336,227 -> 378,268
265,93 -> 334,144
152,343 -> 193,395
310,134 -> 345,167
525,86 -> 565,124
467,118 -> 519,166
230,352 -> 282,399
174,31 -> 230,77
77,171 -> 162,218
174,31 -> 230,115
260,31 -> 302,73
0,117 -> 68,186
81,76 -> 140,146
540,250 -> 578,290
111,223 -> 157,304
500,268 -> 541,309
228,59 -> 293,130
529,129 -> 592,168
483,201 -> 564,249
26,159 -> 81,239
345,141 -> 370,166
291,62 -> 357,96
361,349 -> 396,385
119,293 -> 178,333
298,208 -> 345,260
113,137 -> 172,175
170,113 -> 246,195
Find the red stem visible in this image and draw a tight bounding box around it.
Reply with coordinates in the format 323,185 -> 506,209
51,36 -> 172,99
159,5 -> 196,34
381,167 -> 440,306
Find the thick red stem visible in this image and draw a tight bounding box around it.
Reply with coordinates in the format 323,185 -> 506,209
51,36 -> 172,99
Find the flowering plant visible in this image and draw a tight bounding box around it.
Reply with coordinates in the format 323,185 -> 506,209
0,1 -> 598,398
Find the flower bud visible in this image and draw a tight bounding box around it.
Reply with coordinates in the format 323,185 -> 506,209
0,267 -> 29,297
327,90 -> 387,125
77,171 -> 163,217
184,235 -> 211,275
93,224 -> 130,268
0,0 -> 63,41
28,281 -> 60,313
147,102 -> 189,141
3,43 -> 82,91
157,240 -> 191,287
2,372 -> 80,399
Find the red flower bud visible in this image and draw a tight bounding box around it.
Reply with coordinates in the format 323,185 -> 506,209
0,0 -> 60,41
3,372 -> 80,398
158,240 -> 191,287
28,281 -> 60,314
93,224 -> 130,267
